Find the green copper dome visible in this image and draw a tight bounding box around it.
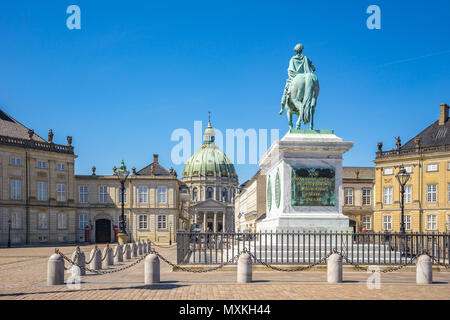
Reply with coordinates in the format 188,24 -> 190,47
182,119 -> 237,179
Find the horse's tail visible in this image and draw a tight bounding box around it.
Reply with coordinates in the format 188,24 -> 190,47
301,73 -> 316,124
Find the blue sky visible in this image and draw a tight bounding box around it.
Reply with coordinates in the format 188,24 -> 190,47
0,0 -> 449,182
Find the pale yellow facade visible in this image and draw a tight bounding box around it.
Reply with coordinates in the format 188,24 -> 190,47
0,111 -> 186,245
341,167 -> 374,232
373,104 -> 450,233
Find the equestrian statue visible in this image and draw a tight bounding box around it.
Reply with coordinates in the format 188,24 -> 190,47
279,43 -> 320,130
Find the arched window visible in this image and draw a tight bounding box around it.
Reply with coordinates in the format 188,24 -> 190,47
222,188 -> 228,202
206,187 -> 213,200
192,187 -> 198,201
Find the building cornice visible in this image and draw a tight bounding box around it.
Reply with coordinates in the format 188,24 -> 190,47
0,134 -> 75,155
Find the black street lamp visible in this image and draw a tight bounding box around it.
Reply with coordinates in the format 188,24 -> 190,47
169,223 -> 172,245
396,165 -> 411,234
7,218 -> 11,248
114,160 -> 130,244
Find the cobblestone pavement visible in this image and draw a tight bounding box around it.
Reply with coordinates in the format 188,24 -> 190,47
0,244 -> 449,300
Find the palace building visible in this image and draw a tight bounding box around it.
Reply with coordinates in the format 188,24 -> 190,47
181,118 -> 238,232
342,167 -> 375,232
234,169 -> 266,233
373,103 -> 450,233
0,109 -> 188,245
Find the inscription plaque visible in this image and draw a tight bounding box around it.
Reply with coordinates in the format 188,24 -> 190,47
291,167 -> 335,206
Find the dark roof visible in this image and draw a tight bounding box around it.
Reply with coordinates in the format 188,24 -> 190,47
402,120 -> 450,150
256,213 -> 266,222
136,162 -> 170,176
0,109 -> 46,142
239,180 -> 250,189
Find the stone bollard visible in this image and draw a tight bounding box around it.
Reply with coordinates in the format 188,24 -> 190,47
416,255 -> 432,284
114,244 -> 123,263
125,244 -> 131,260
90,246 -> 102,270
71,248 -> 86,276
144,254 -> 160,284
237,253 -> 252,283
47,253 -> 65,285
138,241 -> 143,255
105,245 -> 114,267
327,253 -> 343,283
132,242 -> 138,258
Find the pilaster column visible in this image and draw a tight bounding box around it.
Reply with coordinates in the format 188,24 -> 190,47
213,212 -> 217,232
203,212 -> 207,232
222,212 -> 226,232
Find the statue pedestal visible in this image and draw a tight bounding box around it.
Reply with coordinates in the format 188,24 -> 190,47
256,130 -> 354,232
117,232 -> 128,245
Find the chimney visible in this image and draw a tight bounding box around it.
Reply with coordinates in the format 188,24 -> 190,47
153,154 -> 159,164
439,103 -> 449,125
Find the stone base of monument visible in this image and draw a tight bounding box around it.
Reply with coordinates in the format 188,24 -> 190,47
256,130 -> 354,233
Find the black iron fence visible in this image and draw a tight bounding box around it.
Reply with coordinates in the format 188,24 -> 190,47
176,231 -> 450,266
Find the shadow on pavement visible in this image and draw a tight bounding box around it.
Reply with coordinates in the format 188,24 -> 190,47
0,283 -> 187,298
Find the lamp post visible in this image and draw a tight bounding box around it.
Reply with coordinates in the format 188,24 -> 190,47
114,160 -> 130,245
7,218 -> 11,248
169,223 -> 172,245
396,165 -> 411,234
396,165 -> 410,256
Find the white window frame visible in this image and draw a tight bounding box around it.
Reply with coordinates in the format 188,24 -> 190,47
426,215 -> 437,231
57,213 -> 67,229
158,186 -> 167,204
11,179 -> 22,200
361,215 -> 372,230
426,163 -> 438,172
57,184 -> 66,202
79,186 -> 88,204
404,215 -> 412,231
157,215 -> 167,229
362,188 -> 371,206
383,215 -> 392,231
427,184 -> 437,203
38,182 -> 47,201
404,165 -> 413,173
11,157 -> 21,166
78,214 -> 89,229
38,213 -> 48,229
139,215 -> 148,229
383,167 -> 393,175
99,186 -> 108,203
383,187 -> 393,205
138,186 -> 148,203
37,161 -> 47,169
57,163 -> 66,171
447,183 -> 450,203
344,188 -> 353,205
404,185 -> 412,204
11,212 -> 22,229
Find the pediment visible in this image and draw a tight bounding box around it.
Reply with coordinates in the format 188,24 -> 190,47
193,199 -> 227,208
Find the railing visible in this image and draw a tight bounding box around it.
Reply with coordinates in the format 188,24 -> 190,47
0,135 -> 74,154
376,144 -> 450,159
176,231 -> 450,266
